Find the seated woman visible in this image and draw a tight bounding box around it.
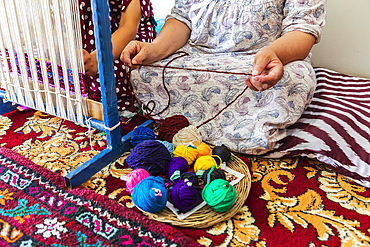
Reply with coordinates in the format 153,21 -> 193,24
80,0 -> 156,115
121,0 -> 327,155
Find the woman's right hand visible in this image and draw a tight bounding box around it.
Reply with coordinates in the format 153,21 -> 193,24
83,49 -> 99,76
120,41 -> 160,69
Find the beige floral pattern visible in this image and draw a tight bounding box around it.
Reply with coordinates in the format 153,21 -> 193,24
11,111 -> 105,174
0,115 -> 12,137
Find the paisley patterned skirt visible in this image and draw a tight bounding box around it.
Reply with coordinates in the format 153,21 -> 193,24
130,44 -> 317,155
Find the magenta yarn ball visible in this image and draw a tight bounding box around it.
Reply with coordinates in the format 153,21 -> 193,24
126,168 -> 150,194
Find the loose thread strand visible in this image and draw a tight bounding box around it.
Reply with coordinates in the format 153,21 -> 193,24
125,51 -> 251,128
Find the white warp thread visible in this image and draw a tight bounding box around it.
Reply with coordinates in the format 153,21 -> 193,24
0,0 -> 88,126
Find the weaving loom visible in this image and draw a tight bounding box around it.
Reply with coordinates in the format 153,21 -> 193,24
0,0 -> 151,188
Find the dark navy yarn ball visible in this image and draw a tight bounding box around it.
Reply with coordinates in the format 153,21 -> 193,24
126,140 -> 171,176
212,144 -> 231,163
180,172 -> 200,189
202,167 -> 226,184
170,179 -> 199,212
130,126 -> 156,147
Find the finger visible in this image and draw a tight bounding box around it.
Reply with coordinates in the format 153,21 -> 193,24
83,49 -> 90,65
121,42 -> 140,67
85,67 -> 94,76
260,64 -> 283,83
245,76 -> 259,91
253,67 -> 283,90
249,75 -> 264,91
252,54 -> 270,76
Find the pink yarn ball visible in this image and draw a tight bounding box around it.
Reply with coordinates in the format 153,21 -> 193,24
126,168 -> 150,194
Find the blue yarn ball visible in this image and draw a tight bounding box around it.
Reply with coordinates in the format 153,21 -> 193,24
132,176 -> 167,213
130,126 -> 156,147
156,140 -> 175,157
126,140 -> 171,176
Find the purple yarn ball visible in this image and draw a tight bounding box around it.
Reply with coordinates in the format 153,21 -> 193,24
126,140 -> 171,176
171,179 -> 199,212
166,156 -> 189,179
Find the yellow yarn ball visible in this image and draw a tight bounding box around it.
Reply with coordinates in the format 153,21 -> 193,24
172,125 -> 202,147
173,145 -> 199,165
194,155 -> 221,173
196,142 -> 212,159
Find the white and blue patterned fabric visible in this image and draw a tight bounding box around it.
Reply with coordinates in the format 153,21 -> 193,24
130,0 -> 326,155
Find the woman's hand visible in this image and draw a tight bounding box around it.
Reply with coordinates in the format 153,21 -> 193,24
121,41 -> 161,69
246,31 -> 316,91
83,49 -> 98,76
245,47 -> 284,91
121,19 -> 191,69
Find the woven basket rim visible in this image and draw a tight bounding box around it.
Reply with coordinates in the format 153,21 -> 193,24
140,153 -> 252,228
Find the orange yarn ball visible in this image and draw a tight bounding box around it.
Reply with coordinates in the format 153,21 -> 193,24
196,142 -> 212,159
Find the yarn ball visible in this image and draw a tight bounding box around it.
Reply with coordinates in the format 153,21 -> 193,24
156,140 -> 176,157
202,167 -> 226,184
130,126 -> 156,147
202,167 -> 236,212
132,176 -> 167,213
125,168 -> 150,194
157,115 -> 190,142
171,179 -> 199,212
212,144 -> 232,163
166,156 -> 189,179
126,140 -> 171,176
196,142 -> 212,159
181,172 -> 200,189
172,125 -> 202,147
173,145 -> 199,165
193,155 -> 220,173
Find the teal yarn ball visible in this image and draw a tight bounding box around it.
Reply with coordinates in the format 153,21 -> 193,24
130,126 -> 156,147
201,166 -> 236,212
156,140 -> 175,157
132,176 -> 167,213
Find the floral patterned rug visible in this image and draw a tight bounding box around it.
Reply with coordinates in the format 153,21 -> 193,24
1,109 -> 370,246
0,146 -> 199,246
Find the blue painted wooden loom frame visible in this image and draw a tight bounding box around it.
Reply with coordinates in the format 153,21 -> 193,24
0,0 -> 152,189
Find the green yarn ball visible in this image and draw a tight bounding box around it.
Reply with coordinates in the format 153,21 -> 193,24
202,178 -> 237,212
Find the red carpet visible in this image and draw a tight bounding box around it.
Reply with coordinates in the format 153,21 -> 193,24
1,109 -> 370,246
0,147 -> 199,246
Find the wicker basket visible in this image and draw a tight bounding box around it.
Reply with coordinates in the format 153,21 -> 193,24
139,154 -> 252,228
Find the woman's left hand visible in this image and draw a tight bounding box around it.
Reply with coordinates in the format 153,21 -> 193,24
246,47 -> 284,91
